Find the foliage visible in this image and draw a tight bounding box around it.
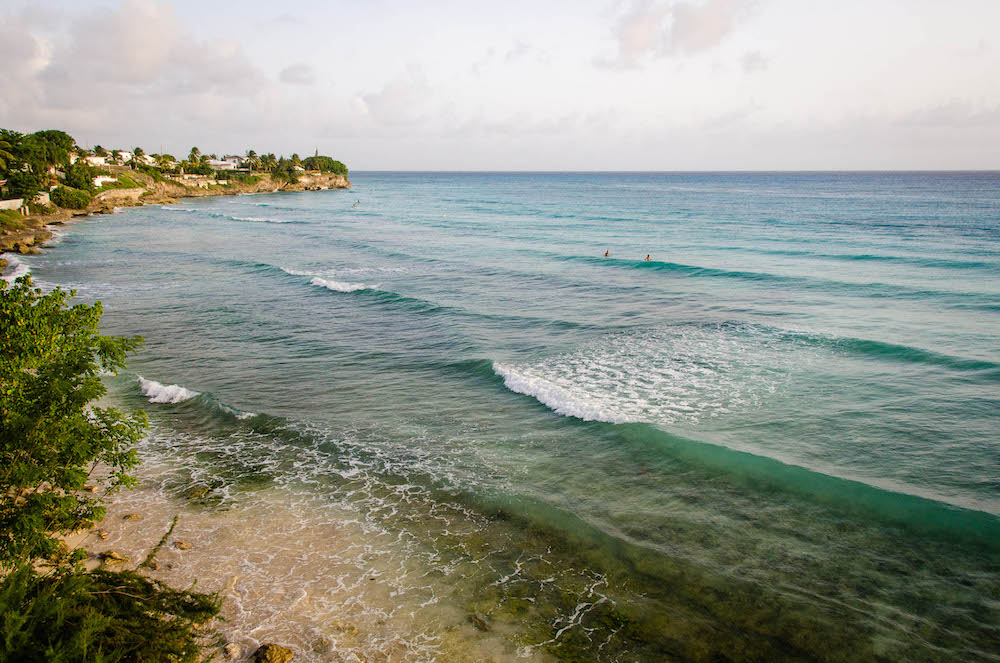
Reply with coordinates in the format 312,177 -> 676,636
0,277 -> 146,566
27,203 -> 57,216
222,171 -> 260,186
181,162 -> 213,176
0,563 -> 221,663
135,164 -> 165,182
64,162 -> 97,193
50,186 -> 92,210
4,170 -> 43,200
302,156 -> 348,176
93,146 -> 108,157
0,209 -> 23,230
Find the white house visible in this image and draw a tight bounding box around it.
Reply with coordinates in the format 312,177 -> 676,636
93,176 -> 118,188
207,157 -> 243,170
114,151 -> 133,164
83,155 -> 107,167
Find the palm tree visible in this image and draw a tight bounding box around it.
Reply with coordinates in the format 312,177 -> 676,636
245,150 -> 261,172
188,147 -> 201,163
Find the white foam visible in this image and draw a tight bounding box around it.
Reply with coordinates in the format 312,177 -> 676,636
162,206 -> 198,212
1,255 -> 30,283
231,216 -> 294,224
137,376 -> 200,404
494,324 -> 808,426
309,276 -> 373,293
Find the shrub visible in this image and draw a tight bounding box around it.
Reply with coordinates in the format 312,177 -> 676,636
50,186 -> 92,210
0,276 -> 145,565
0,564 -> 221,663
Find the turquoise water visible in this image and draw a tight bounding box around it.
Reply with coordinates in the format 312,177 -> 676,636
7,172 -> 1000,661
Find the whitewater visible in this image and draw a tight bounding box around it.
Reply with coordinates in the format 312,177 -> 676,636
5,171 -> 999,662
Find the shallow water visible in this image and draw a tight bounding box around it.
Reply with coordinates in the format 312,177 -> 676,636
7,172 -> 1000,661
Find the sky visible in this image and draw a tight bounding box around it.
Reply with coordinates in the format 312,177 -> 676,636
1,0 -> 998,170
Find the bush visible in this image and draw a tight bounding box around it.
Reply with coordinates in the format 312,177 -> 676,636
50,186 -> 92,210
64,162 -> 97,192
0,276 -> 145,565
5,170 -> 42,199
0,564 -> 221,663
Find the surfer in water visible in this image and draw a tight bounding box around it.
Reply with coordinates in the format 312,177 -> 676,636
604,250 -> 609,257
645,255 -> 651,261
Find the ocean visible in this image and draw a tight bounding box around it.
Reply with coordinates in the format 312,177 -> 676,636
6,172 -> 1000,661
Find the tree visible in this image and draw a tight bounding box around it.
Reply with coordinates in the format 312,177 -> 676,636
133,147 -> 145,158
50,186 -> 92,210
245,150 -> 260,172
4,170 -> 42,201
290,153 -> 301,167
93,145 -> 107,157
0,276 -> 147,566
188,147 -> 200,163
0,139 -> 14,174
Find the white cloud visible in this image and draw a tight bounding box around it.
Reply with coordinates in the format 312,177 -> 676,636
361,65 -> 431,126
602,0 -> 752,67
279,64 -> 316,86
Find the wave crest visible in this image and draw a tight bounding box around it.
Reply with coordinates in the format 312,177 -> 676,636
137,376 -> 200,404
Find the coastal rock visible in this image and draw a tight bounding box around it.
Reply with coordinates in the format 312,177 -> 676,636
82,484 -> 99,492
100,550 -> 129,564
96,529 -> 109,541
122,513 -> 142,521
253,643 -> 294,662
173,540 -> 192,550
223,643 -> 241,659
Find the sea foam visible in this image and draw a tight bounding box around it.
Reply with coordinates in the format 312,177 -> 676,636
309,276 -> 373,293
137,376 -> 200,404
1,255 -> 30,283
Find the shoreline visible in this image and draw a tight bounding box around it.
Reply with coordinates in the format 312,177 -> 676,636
0,170 -> 350,265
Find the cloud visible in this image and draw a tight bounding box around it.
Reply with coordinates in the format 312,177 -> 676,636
0,0 -> 268,145
602,0 -> 752,67
741,50 -> 767,73
279,63 -> 315,85
361,65 -> 431,125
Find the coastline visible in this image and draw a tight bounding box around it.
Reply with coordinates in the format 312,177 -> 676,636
0,170 -> 350,264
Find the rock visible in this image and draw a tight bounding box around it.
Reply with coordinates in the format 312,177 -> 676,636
122,513 -> 142,521
467,612 -> 491,632
148,560 -> 161,571
173,540 -> 192,550
96,529 -> 109,540
223,643 -> 241,659
100,551 -> 129,564
310,637 -> 333,654
253,643 -> 294,662
82,484 -> 99,493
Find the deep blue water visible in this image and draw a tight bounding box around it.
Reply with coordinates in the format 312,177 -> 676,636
6,172 -> 1000,661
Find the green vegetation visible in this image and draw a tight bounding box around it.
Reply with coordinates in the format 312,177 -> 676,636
0,209 -> 23,230
49,186 -> 92,210
0,276 -> 221,660
303,155 -> 348,176
0,564 -> 221,663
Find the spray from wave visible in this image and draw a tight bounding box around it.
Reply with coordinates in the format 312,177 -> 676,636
1,255 -> 31,283
137,376 -> 200,404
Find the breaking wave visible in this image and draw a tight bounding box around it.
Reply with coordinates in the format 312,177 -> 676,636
137,376 -> 201,404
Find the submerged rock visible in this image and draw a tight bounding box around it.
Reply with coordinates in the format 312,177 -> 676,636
223,643 -> 241,659
96,529 -> 109,541
467,612 -> 491,632
173,540 -> 192,550
253,643 -> 294,662
122,513 -> 142,521
99,551 -> 129,564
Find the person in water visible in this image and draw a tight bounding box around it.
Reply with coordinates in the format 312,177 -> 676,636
645,255 -> 651,261
604,250 -> 609,257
